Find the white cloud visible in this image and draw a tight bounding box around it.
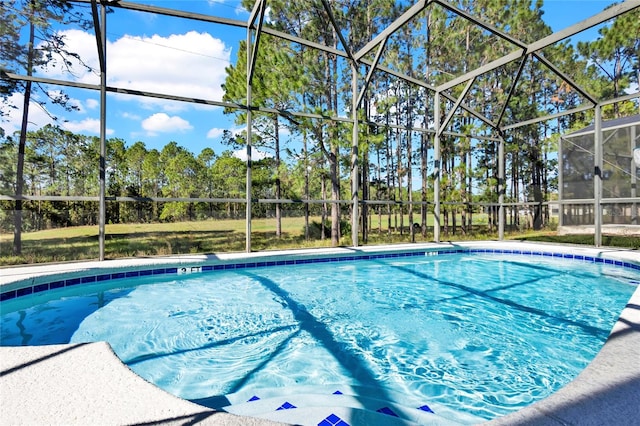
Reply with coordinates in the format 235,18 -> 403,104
4,29 -> 233,138
85,98 -> 99,110
108,31 -> 231,103
233,148 -> 272,162
206,127 -> 226,139
207,126 -> 243,139
0,93 -> 54,135
62,118 -> 114,136
36,29 -> 100,85
0,93 -> 114,137
38,29 -> 232,110
141,112 -> 193,136
121,111 -> 141,121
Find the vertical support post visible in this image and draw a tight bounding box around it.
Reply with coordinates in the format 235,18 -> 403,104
245,27 -> 253,252
433,91 -> 441,242
98,3 -> 107,261
594,105 -> 602,247
631,125 -> 637,225
498,135 -> 505,240
558,136 -> 564,228
351,65 -> 359,247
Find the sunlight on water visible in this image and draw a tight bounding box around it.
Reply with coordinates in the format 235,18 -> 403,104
1,253 -> 637,422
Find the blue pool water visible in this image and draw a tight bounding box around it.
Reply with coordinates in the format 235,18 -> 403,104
1,252 -> 638,423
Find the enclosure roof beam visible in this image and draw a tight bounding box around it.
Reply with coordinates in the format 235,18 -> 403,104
598,90 -> 640,107
2,70 -> 101,91
528,1 -> 640,52
356,37 -> 388,109
533,52 -> 597,105
357,59 -> 494,129
437,49 -> 525,93
77,0 -> 248,28
448,99 -> 496,130
90,1 -> 105,72
501,90 -> 640,131
247,0 -> 264,29
439,77 -> 475,136
496,55 -> 529,128
247,0 -> 267,86
2,70 -> 358,126
354,0 -> 429,61
436,1 -> 640,93
434,0 -> 526,49
319,0 -> 357,64
500,104 -> 593,131
261,27 -> 349,58
363,61 -> 433,91
361,118 -> 501,142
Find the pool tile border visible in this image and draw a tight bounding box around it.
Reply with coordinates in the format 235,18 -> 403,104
2,247 -> 639,303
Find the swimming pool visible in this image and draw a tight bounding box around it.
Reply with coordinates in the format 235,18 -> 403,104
1,243 -> 639,426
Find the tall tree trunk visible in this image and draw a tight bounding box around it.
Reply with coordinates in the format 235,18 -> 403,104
274,115 -> 281,237
467,148 -> 473,233
13,11 -> 36,255
303,128 -> 309,241
450,155 -> 456,235
330,144 -> 340,246
421,133 -> 428,237
386,110 -> 392,236
407,129 -> 413,242
362,141 -> 368,243
377,144 -> 382,234
321,170 -> 327,241
461,141 -> 467,235
396,126 -> 403,235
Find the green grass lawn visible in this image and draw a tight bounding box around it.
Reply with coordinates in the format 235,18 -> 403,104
1,215 -> 638,266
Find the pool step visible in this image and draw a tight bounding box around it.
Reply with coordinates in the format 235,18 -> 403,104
221,393 -> 452,425
191,385 -> 474,425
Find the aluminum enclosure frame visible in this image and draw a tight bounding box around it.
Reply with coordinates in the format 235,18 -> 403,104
2,0 -> 639,258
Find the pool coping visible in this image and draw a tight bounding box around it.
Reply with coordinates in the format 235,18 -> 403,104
1,241 -> 639,425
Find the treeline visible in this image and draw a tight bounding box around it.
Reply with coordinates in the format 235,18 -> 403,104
0,124 -> 340,231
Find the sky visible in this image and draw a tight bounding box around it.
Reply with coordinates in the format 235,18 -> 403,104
1,0 -> 622,160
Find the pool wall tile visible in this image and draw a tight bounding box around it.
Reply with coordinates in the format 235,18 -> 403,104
16,287 -> 33,297
50,281 -> 65,289
34,283 -> 49,293
65,278 -> 81,287
1,290 -> 17,301
276,401 -> 296,410
376,407 -> 398,417
418,404 -> 434,413
2,246 -> 639,303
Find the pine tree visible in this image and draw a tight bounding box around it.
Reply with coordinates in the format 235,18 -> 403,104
1,0 -> 92,254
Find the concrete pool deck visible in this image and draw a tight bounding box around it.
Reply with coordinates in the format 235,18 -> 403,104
1,241 -> 639,425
